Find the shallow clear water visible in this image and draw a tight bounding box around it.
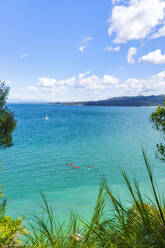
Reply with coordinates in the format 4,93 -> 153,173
0,104 -> 164,220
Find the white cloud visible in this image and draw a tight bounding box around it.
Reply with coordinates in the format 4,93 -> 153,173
37,72 -> 119,92
20,53 -> 28,58
127,47 -> 137,64
38,76 -> 76,88
79,46 -> 85,53
78,70 -> 90,79
151,25 -> 165,38
8,70 -> 165,101
139,49 -> 165,64
28,86 -> 37,91
78,37 -> 93,53
116,71 -> 165,96
77,74 -> 120,91
109,0 -> 165,43
105,46 -> 120,52
119,66 -> 124,70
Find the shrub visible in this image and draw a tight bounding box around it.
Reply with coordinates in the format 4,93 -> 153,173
0,216 -> 25,247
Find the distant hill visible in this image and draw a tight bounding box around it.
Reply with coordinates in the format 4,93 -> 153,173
53,95 -> 165,107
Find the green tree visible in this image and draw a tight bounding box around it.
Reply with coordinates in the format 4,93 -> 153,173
0,81 -> 16,149
150,102 -> 165,160
0,82 -> 24,247
0,80 -> 17,198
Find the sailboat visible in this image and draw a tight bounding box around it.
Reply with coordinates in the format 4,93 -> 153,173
45,114 -> 49,120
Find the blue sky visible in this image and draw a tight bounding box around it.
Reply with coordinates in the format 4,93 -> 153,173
1,0 -> 165,102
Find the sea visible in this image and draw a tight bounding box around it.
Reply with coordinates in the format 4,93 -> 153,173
0,104 -> 164,221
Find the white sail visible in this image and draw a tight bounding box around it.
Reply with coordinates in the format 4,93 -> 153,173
45,114 -> 49,120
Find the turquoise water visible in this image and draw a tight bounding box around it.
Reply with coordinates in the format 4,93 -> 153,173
0,104 -> 164,220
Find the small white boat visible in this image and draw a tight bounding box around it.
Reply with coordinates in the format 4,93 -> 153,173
45,114 -> 49,120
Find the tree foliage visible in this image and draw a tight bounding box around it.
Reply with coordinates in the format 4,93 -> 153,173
150,102 -> 165,160
0,81 -> 26,247
0,216 -> 25,247
0,81 -> 16,149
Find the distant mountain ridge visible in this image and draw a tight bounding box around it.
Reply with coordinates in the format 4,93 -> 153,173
53,95 -> 165,106
84,95 -> 165,106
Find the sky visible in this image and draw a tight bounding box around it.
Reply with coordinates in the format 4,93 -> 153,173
1,0 -> 165,102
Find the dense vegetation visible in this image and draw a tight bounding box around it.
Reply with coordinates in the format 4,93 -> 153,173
0,81 -> 25,247
150,102 -> 165,160
0,81 -> 16,149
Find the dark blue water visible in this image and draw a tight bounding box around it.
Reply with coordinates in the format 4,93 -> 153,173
0,104 -> 164,220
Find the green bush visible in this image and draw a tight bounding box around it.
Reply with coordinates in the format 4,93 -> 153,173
0,215 -> 25,247
150,103 -> 165,160
0,191 -> 25,247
